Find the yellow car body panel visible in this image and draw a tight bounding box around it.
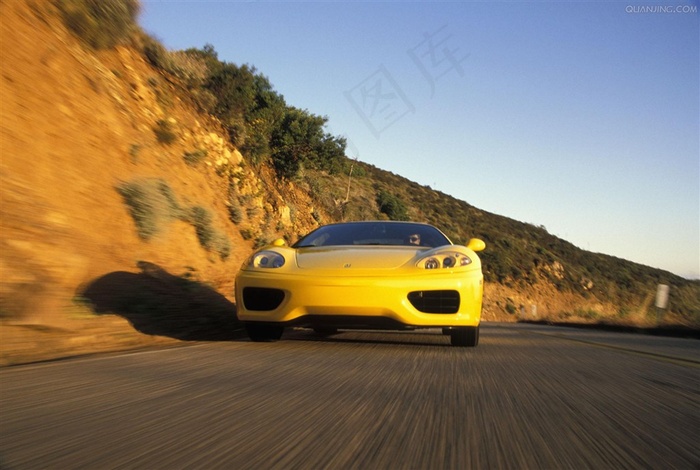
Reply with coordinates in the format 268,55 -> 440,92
236,241 -> 484,329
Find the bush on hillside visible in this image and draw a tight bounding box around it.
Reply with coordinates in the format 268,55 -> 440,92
57,0 -> 139,49
116,178 -> 183,240
183,149 -> 208,166
117,180 -> 231,260
143,43 -> 349,177
376,190 -> 409,221
142,36 -> 210,89
270,108 -> 348,179
154,119 -> 177,145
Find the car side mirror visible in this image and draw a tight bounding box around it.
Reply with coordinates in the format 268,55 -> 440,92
271,238 -> 287,247
467,238 -> 486,252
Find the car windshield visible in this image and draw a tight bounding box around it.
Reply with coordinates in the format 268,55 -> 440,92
293,222 -> 452,248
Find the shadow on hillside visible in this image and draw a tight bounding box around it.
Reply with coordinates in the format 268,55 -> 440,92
81,261 -> 245,341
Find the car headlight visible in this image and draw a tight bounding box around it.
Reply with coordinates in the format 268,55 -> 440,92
418,252 -> 472,269
425,258 -> 440,269
250,251 -> 286,268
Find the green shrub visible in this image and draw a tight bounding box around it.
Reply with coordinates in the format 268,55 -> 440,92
116,178 -> 181,240
246,207 -> 262,219
216,236 -> 231,260
239,228 -> 254,240
226,117 -> 248,148
142,37 -> 209,87
228,203 -> 244,225
154,119 -> 177,144
118,180 -> 230,259
269,108 -> 347,179
254,236 -> 271,249
157,180 -> 188,219
57,0 -> 139,49
671,282 -> 700,326
187,207 -> 231,260
183,149 -> 208,166
575,308 -> 600,320
376,190 -> 408,221
191,88 -> 218,114
190,206 -> 215,249
142,34 -> 169,69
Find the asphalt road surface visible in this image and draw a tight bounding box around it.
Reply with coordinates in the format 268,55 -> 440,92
1,323 -> 698,469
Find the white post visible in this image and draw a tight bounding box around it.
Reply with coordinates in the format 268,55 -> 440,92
655,284 -> 670,324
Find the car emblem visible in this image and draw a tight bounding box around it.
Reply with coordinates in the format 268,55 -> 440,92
344,263 -> 352,268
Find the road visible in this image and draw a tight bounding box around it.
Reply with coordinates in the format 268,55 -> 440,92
1,323 -> 698,469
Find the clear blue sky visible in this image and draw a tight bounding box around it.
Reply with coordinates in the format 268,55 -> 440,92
140,1 -> 699,279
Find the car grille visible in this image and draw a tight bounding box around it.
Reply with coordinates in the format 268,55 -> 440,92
407,290 -> 460,314
242,287 -> 285,311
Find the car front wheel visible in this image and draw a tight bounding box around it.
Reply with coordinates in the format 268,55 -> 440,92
450,326 -> 479,347
245,323 -> 284,342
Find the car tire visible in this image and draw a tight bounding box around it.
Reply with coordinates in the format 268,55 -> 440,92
312,327 -> 338,336
450,326 -> 479,347
246,323 -> 284,342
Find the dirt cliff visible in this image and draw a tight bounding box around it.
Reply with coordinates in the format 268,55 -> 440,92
1,0 -> 326,364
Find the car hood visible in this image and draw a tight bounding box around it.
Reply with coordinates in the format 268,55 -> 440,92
295,246 -> 423,270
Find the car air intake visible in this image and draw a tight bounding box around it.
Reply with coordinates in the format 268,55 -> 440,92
407,290 -> 460,314
242,287 -> 285,311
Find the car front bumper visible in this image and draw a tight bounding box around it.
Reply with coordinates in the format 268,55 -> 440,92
235,269 -> 483,328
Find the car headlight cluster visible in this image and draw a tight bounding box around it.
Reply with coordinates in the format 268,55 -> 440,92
250,251 -> 286,268
418,252 -> 472,269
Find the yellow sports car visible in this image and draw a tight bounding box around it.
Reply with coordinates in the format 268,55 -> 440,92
235,221 -> 485,347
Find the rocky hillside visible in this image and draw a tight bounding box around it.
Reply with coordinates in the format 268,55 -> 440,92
0,0 -> 325,362
1,1 -> 697,364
